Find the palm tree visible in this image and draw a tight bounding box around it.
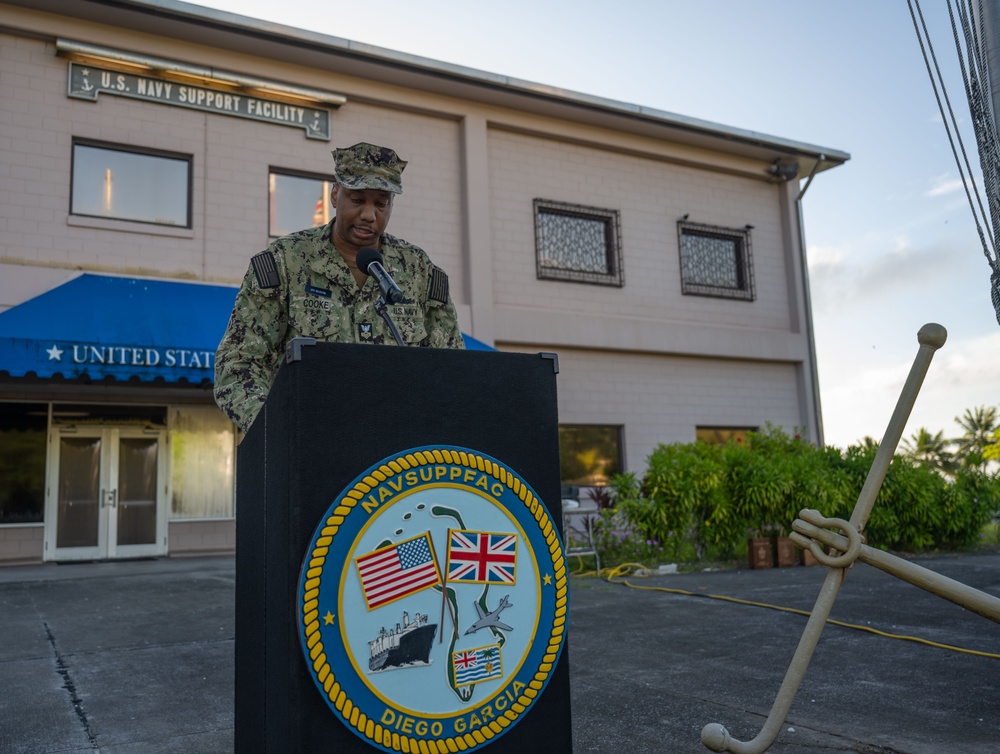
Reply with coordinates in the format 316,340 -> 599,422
953,405 -> 999,466
901,427 -> 958,474
984,430 -> 1000,463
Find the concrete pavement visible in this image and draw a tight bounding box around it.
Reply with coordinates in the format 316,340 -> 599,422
1,553 -> 998,753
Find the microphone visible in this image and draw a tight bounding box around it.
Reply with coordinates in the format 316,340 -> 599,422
356,247 -> 404,304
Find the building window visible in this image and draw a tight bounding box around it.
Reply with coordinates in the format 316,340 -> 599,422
558,425 -> 624,486
71,140 -> 191,227
169,406 -> 235,519
696,426 -> 758,445
677,221 -> 755,300
534,199 -> 623,286
0,403 -> 47,524
269,169 -> 334,237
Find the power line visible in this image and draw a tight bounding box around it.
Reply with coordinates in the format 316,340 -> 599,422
909,0 -> 1000,326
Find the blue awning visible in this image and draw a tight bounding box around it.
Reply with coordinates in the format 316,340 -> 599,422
0,274 -> 236,384
0,273 -> 493,384
461,333 -> 495,351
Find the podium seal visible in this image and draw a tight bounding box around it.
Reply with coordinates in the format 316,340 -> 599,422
297,446 -> 568,753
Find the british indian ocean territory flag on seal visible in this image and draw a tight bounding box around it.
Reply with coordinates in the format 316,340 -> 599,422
297,446 -> 568,754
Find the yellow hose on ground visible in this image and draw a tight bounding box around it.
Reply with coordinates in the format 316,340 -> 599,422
569,559 -> 1000,660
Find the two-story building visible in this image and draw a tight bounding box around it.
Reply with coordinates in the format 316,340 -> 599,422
0,0 -> 848,563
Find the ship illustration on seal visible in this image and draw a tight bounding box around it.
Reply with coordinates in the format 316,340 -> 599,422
368,611 -> 438,673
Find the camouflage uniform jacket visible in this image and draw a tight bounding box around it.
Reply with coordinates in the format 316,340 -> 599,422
214,222 -> 464,432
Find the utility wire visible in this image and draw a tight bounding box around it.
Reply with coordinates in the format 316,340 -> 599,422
909,0 -> 1000,325
908,0 -> 993,253
952,0 -> 1000,254
948,1 -> 1000,249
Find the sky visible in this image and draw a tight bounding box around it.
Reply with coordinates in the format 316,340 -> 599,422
196,0 -> 999,450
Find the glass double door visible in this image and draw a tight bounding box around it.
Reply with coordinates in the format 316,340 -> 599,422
45,426 -> 167,561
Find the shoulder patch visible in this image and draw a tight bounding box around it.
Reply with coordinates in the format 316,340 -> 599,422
251,251 -> 280,289
428,266 -> 449,304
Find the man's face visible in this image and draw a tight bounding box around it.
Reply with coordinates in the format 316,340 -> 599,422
331,185 -> 393,254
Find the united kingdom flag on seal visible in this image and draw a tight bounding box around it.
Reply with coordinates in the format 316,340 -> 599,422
446,530 -> 517,584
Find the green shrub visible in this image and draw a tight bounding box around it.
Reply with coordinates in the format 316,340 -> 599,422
603,426 -> 1000,565
941,468 -> 1000,548
590,508 -> 683,568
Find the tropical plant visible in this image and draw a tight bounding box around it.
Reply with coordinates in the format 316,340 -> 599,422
609,445 -> 730,560
984,430 -> 1000,463
597,425 -> 1000,567
939,467 -> 1000,549
590,506 -> 680,568
901,427 -> 958,474
585,485 -> 615,511
953,405 -> 999,467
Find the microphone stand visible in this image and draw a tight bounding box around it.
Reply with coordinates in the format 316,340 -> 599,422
373,294 -> 406,346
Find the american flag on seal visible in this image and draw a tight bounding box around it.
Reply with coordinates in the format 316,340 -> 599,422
446,530 -> 517,584
354,533 -> 442,610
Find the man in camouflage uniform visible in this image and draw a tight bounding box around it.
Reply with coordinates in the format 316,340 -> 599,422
214,142 -> 464,433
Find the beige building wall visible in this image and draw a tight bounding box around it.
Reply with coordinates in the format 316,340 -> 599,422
488,130 -> 790,329
0,0 -> 847,562
0,30 -> 467,306
0,520 -> 236,563
0,523 -> 43,564
167,519 -> 236,556
485,127 -> 814,470
541,348 -> 803,469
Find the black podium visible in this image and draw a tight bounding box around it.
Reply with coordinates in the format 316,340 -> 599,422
235,342 -> 573,753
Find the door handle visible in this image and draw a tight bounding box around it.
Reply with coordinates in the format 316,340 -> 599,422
101,489 -> 118,508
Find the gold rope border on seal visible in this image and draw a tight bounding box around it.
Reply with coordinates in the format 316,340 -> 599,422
301,448 -> 569,754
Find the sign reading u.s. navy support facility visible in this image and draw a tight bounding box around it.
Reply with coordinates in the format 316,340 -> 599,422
67,62 -> 331,140
298,446 -> 568,753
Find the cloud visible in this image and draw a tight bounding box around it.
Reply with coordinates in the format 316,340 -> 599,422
804,244 -> 844,271
925,177 -> 965,197
807,234 -> 968,315
820,328 -> 1000,448
923,169 -> 985,198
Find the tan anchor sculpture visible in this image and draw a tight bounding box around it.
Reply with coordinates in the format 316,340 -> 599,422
701,323 -> 1000,754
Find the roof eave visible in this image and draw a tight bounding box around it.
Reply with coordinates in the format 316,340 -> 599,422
3,0 -> 850,172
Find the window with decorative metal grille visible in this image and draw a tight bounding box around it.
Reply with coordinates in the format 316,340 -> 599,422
677,221 -> 755,301
534,199 -> 623,286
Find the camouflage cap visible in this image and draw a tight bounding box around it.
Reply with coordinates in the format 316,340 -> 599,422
331,142 -> 407,194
